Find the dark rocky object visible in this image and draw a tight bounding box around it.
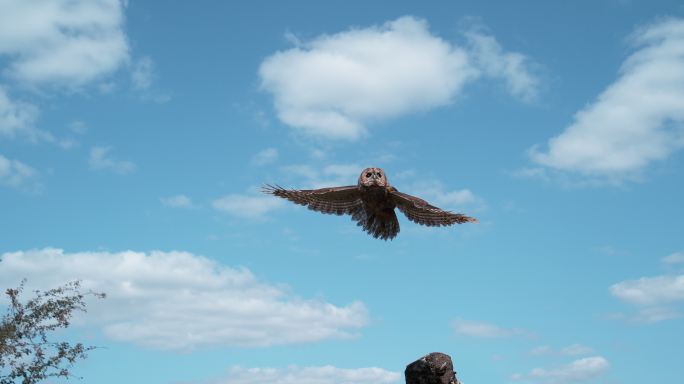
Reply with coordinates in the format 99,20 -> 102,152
405,352 -> 460,384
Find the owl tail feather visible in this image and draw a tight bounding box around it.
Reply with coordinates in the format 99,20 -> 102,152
353,209 -> 400,241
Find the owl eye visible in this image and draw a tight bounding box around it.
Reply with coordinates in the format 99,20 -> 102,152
366,172 -> 372,178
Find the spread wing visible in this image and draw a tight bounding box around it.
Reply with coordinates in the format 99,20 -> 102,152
390,189 -> 477,227
262,185 -> 363,216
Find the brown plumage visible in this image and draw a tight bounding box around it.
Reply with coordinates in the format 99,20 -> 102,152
263,167 -> 477,240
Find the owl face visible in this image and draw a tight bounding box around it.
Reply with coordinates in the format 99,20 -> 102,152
358,167 -> 388,187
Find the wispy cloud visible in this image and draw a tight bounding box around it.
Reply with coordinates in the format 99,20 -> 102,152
131,56 -> 154,90
530,18 -> 684,182
251,147 -> 279,166
213,193 -> 284,219
406,180 -> 485,211
530,344 -> 594,357
452,319 -> 526,338
630,306 -> 682,323
259,16 -> 537,140
130,56 -> 170,102
512,356 -> 609,384
89,146 -> 136,174
0,86 -> 39,139
662,251 -> 684,265
160,194 -> 196,209
0,153 -> 40,191
280,163 -> 362,189
208,365 -> 401,384
0,248 -> 369,351
0,86 -> 79,147
68,120 -> 88,135
560,344 -> 594,356
465,26 -> 539,101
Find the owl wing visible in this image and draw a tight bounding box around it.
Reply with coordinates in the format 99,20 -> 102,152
263,185 -> 363,216
389,189 -> 478,227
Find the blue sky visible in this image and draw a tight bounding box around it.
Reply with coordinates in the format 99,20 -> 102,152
1,1 -> 684,383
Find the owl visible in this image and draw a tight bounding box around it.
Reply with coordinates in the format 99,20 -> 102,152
263,167 -> 477,240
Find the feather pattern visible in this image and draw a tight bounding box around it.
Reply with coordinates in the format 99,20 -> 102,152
390,190 -> 478,227
263,167 -> 476,240
262,185 -> 363,216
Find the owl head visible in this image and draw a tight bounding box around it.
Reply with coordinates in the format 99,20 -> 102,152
358,167 -> 388,187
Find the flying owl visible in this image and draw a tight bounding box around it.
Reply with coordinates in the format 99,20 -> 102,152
263,167 -> 477,240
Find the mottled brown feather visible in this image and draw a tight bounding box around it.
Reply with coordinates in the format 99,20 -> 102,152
262,185 -> 363,216
390,190 -> 478,227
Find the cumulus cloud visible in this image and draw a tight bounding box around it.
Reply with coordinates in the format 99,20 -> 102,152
0,1 -> 135,146
0,153 -> 39,190
0,248 -> 369,351
89,146 -> 136,174
213,193 -> 284,219
610,268 -> 684,323
160,194 -> 196,209
530,18 -> 684,181
512,356 -> 609,384
251,148 -> 279,166
259,16 -> 537,140
452,319 -> 525,338
209,365 -> 401,384
610,274 -> 684,306
0,0 -> 129,87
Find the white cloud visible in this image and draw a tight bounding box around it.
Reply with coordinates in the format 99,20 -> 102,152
259,16 -> 536,140
160,194 -> 196,209
251,148 -> 279,166
210,365 -> 401,384
465,28 -> 539,101
530,18 -> 684,181
631,306 -> 682,323
0,86 -> 39,139
213,194 -> 284,219
0,86 -> 77,146
662,251 -> 684,265
0,0 -> 129,87
512,356 -> 609,384
89,146 -> 136,174
0,153 -> 39,190
452,319 -> 525,338
610,274 -> 684,306
0,248 -> 369,351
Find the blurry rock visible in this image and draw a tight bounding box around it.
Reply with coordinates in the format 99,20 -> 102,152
405,352 -> 460,384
